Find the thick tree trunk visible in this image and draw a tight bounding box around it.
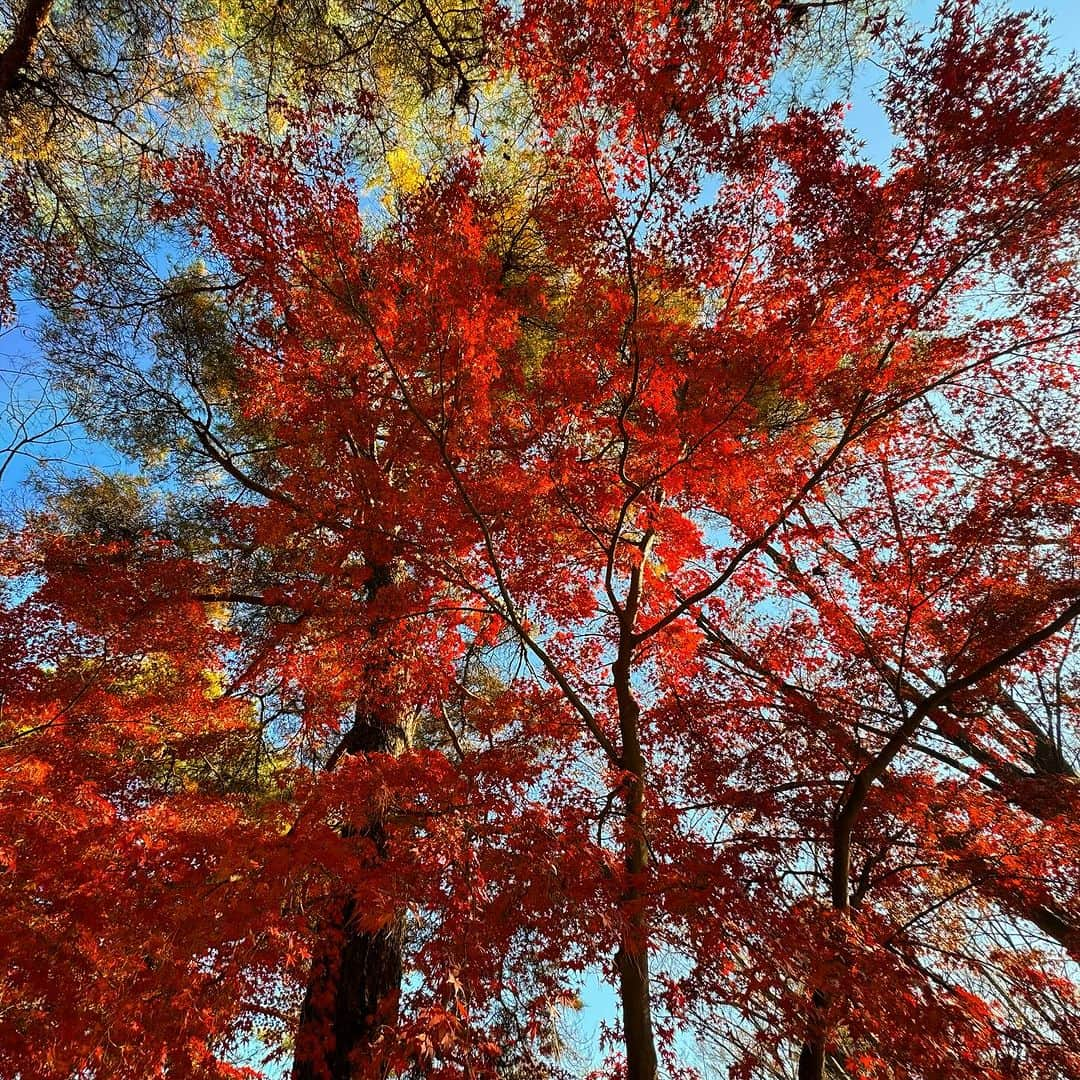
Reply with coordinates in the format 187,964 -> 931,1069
797,1040 -> 826,1080
292,562 -> 412,1080
797,989 -> 828,1080
292,901 -> 405,1080
0,0 -> 52,97
292,710 -> 412,1080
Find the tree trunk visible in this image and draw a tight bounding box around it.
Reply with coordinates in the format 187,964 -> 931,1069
617,776 -> 658,1080
612,545 -> 659,1080
292,562 -> 412,1080
0,0 -> 52,97
292,902 -> 406,1080
292,710 -> 412,1080
797,990 -> 828,1080
952,727 -> 1079,955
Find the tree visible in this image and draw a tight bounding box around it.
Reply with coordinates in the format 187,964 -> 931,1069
2,1 -> 1080,1079
0,0 -> 489,327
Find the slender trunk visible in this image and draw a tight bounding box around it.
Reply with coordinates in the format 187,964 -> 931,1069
798,601 -> 1080,1075
617,773 -> 658,1080
1025,902 -> 1079,955
949,842 -> 1079,957
944,727 -> 1079,954
612,535 -> 658,1080
0,0 -> 52,97
292,564 -> 411,1080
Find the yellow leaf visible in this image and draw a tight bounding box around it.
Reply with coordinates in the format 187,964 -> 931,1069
385,145 -> 425,196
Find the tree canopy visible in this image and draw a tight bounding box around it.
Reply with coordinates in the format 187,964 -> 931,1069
1,1 -> 1079,1079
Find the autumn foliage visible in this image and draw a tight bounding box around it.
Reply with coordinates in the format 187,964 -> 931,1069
1,0 -> 1079,1078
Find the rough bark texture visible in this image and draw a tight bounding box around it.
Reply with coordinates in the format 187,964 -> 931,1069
292,901 -> 406,1080
615,813 -> 659,1080
0,0 -> 52,98
616,755 -> 657,1080
797,990 -> 828,1080
616,945 -> 657,1080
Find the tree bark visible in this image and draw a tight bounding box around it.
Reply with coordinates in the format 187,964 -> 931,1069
616,772 -> 658,1080
292,709 -> 412,1080
796,992 -> 827,1080
798,599 -> 1080,1077
612,533 -> 659,1080
939,709 -> 1079,954
0,0 -> 52,98
292,904 -> 405,1080
292,563 -> 412,1080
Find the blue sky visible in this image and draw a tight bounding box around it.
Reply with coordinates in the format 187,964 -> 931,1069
849,0 -> 1079,160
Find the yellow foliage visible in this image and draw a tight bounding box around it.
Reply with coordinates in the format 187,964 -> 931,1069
201,669 -> 228,700
324,0 -> 351,28
385,144 -> 425,196
114,654 -> 178,698
203,603 -> 232,629
1,106 -> 53,163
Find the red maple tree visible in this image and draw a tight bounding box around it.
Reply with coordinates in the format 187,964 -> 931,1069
2,2 -> 1079,1079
